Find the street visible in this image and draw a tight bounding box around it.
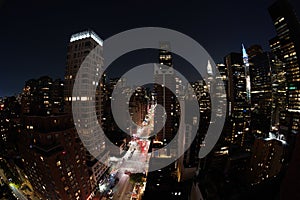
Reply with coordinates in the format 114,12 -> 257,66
9,183 -> 28,200
112,173 -> 132,200
108,103 -> 156,200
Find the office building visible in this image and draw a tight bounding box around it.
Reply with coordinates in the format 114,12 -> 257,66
225,52 -> 251,148
248,47 -> 273,136
269,39 -> 287,129
154,42 -> 178,150
18,78 -> 92,199
269,1 -> 300,198
269,0 -> 300,139
64,30 -> 109,193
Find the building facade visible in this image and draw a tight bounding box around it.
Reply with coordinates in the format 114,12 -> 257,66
269,1 -> 300,198
64,30 -> 109,193
19,77 -> 92,199
154,42 -> 178,152
225,52 -> 251,148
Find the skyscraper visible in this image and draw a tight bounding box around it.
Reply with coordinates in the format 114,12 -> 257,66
269,0 -> 300,138
269,0 -> 300,198
248,47 -> 273,136
186,80 -> 210,171
18,77 -> 92,200
64,30 -> 109,193
242,44 -> 251,103
154,42 -> 178,149
269,38 -> 287,130
269,36 -> 283,61
225,52 -> 250,148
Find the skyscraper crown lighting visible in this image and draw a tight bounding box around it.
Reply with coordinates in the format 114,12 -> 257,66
242,44 -> 249,66
70,30 -> 103,46
242,43 -> 251,102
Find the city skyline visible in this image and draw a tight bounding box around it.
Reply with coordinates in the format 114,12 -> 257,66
1,0 -> 300,97
1,0 -> 300,199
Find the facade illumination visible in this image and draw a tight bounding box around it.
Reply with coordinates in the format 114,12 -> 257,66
242,44 -> 251,103
70,30 -> 103,46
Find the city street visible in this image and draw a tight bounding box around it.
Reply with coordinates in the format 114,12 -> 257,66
0,158 -> 41,200
9,183 -> 27,200
108,104 -> 155,200
112,173 -> 132,200
109,137 -> 150,200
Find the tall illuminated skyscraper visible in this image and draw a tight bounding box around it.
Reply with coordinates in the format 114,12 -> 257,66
269,37 -> 287,129
65,30 -> 109,193
269,0 -> 300,136
65,30 -> 104,115
242,44 -> 251,103
248,46 -> 273,136
225,52 -> 250,148
269,1 -> 300,198
154,42 -> 178,147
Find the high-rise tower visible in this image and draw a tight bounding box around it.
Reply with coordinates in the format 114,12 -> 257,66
269,37 -> 287,130
225,52 -> 251,148
64,30 -> 109,193
269,0 -> 300,132
19,77 -> 92,200
248,46 -> 273,136
154,42 -> 178,148
242,44 -> 251,103
269,1 -> 300,198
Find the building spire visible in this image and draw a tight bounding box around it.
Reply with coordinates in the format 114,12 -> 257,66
241,43 -> 251,103
242,43 -> 248,59
242,43 -> 249,66
207,59 -> 213,76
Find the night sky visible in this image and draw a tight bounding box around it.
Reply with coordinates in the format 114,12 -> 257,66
0,0 -> 300,97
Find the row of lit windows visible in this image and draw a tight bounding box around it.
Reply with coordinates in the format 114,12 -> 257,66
274,17 -> 285,25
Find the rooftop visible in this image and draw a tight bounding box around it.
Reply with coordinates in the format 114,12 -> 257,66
70,29 -> 103,46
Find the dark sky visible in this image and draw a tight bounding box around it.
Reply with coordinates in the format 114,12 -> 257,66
0,0 -> 300,97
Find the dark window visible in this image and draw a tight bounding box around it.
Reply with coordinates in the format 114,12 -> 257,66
85,41 -> 91,47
